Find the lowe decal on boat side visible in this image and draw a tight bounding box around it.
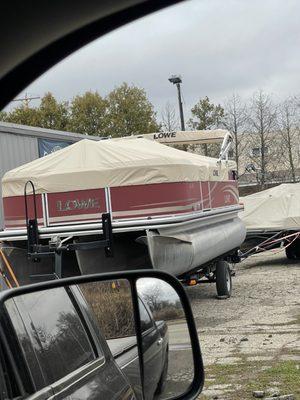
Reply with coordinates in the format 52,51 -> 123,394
56,198 -> 101,212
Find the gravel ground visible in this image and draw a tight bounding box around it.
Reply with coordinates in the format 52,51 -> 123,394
187,252 -> 300,399
184,251 -> 300,399
188,252 -> 300,364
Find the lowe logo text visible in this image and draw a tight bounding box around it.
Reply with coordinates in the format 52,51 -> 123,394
153,132 -> 176,140
57,198 -> 101,212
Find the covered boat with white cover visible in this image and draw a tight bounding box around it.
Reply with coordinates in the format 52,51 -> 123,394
240,183 -> 300,260
240,183 -> 300,232
0,132 -> 245,287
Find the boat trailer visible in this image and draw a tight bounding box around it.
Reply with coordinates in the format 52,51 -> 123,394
240,230 -> 300,260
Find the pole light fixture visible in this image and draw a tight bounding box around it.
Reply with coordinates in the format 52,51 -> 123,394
168,75 -> 185,131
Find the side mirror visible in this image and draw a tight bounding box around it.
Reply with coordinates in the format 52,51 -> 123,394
0,270 -> 204,400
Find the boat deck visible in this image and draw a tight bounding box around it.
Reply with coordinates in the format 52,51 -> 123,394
0,204 -> 243,242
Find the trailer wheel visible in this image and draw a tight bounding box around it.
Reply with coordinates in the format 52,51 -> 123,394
216,260 -> 232,298
285,239 -> 300,260
286,246 -> 295,259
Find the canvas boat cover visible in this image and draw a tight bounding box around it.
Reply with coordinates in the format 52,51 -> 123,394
240,183 -> 300,231
2,138 -> 235,197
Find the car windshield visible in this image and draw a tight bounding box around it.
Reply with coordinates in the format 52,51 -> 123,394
0,1 -> 300,399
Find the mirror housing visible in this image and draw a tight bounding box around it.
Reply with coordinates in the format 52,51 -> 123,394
0,270 -> 204,400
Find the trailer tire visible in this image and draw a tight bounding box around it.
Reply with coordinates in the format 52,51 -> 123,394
286,246 -> 295,259
216,260 -> 232,298
285,239 -> 300,260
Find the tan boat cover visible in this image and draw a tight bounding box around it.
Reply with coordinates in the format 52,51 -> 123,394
2,138 -> 235,197
240,183 -> 300,231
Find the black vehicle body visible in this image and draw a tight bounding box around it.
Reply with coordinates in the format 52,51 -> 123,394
108,297 -> 169,400
0,283 -> 168,400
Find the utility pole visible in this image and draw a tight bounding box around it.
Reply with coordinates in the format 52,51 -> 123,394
168,75 -> 185,131
12,93 -> 40,107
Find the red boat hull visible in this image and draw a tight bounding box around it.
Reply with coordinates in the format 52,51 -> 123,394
2,180 -> 239,230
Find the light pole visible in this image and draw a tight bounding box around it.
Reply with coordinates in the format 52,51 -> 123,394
168,75 -> 185,131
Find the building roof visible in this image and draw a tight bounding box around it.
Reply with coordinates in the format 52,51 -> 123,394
0,121 -> 101,142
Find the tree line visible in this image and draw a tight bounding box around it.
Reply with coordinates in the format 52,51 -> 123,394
1,84 -> 299,188
0,83 -> 159,137
164,91 -> 300,188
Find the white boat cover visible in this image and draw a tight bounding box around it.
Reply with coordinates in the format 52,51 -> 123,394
2,138 -> 235,197
240,183 -> 300,231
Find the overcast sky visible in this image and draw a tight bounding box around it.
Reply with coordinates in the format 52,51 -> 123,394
11,0 -> 300,120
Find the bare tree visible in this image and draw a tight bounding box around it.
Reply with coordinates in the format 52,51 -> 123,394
142,284 -> 162,312
277,97 -> 300,183
222,93 -> 248,175
248,90 -> 278,188
161,102 -> 179,132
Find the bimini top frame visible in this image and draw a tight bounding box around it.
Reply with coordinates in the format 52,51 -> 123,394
115,129 -> 233,160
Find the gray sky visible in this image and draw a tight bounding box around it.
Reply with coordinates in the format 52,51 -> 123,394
11,0 -> 300,120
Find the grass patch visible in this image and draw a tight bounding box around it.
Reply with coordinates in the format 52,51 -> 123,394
246,361 -> 300,395
205,362 -> 248,385
203,360 -> 300,399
